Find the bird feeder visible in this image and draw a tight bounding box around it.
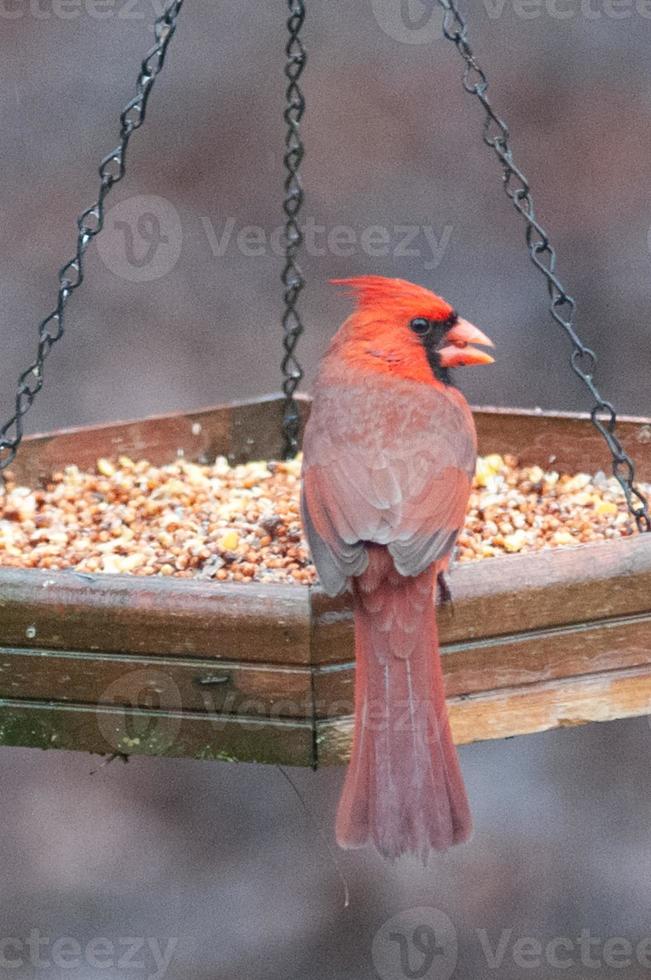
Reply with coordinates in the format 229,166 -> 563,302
1,1 -> 650,767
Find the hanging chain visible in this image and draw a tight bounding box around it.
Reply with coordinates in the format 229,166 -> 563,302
0,0 -> 184,476
281,0 -> 307,459
436,0 -> 650,533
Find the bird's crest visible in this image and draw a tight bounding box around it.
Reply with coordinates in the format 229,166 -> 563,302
331,276 -> 453,321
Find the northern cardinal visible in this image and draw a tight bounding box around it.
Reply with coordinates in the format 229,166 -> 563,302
300,276 -> 494,861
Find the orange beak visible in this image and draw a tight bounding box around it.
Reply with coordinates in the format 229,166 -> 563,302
438,317 -> 495,368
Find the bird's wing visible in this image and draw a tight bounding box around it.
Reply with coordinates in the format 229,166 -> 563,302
301,381 -> 476,595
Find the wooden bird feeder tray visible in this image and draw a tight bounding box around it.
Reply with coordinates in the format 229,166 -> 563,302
1,394 -> 651,767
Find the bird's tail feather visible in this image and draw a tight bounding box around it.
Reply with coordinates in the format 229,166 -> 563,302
335,555 -> 472,861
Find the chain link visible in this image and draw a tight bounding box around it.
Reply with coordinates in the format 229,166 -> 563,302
281,0 -> 307,459
0,0 -> 184,476
436,0 -> 650,532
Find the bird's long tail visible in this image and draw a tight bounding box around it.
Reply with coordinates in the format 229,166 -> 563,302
335,548 -> 472,861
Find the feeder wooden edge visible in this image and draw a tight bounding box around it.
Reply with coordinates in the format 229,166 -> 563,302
0,394 -> 650,766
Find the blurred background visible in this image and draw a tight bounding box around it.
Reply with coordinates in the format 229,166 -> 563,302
1,1 -> 651,977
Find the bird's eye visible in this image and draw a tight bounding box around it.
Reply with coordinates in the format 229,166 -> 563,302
409,317 -> 431,335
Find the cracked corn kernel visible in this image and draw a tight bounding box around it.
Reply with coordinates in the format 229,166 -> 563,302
218,530 -> 240,552
0,452 -> 645,583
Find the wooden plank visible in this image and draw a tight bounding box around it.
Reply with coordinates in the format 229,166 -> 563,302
6,532 -> 649,672
0,698 -> 314,766
0,568 -> 311,665
443,612 -> 651,696
5,610 -> 650,728
448,664 -> 651,745
7,394 -> 312,485
311,534 -> 651,664
1,533 -> 647,680
474,407 -> 651,482
313,611 -> 651,715
9,396 -> 651,486
316,664 -> 651,764
0,648 -> 312,718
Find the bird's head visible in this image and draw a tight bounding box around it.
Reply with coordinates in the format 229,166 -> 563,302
330,275 -> 494,386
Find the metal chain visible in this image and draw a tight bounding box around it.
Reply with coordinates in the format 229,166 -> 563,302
0,0 -> 184,475
281,0 -> 307,459
436,0 -> 650,532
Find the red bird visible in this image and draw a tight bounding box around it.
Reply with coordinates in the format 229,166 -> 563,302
301,276 -> 494,861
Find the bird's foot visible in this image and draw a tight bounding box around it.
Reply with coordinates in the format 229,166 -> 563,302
436,570 -> 453,607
